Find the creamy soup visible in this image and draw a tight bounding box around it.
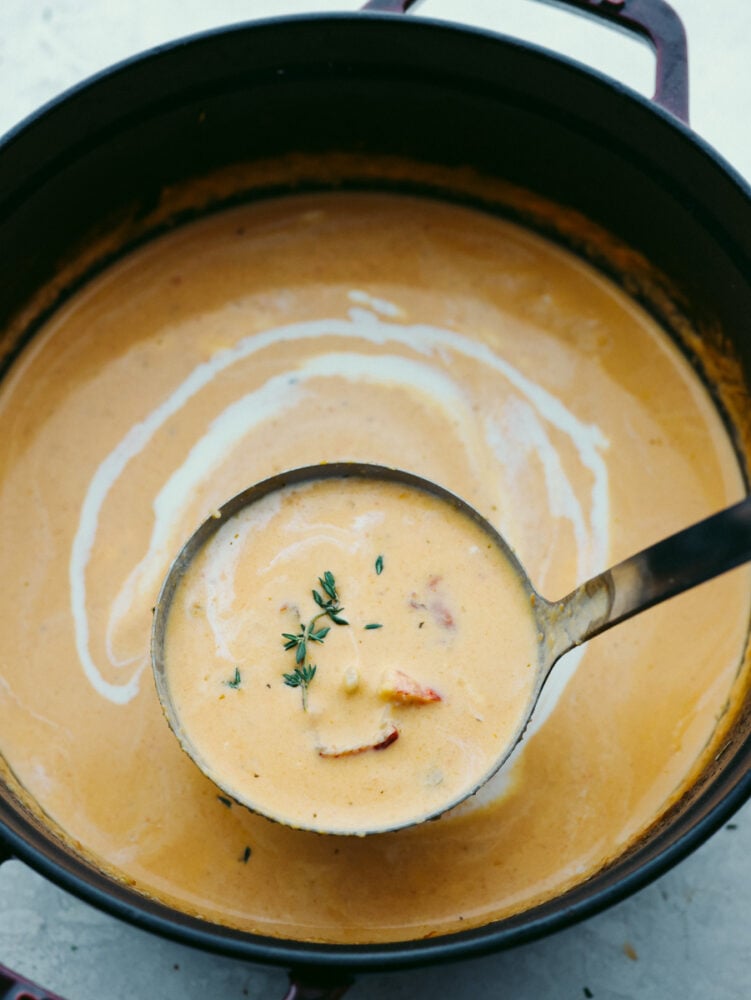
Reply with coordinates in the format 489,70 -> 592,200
160,474 -> 541,834
0,191 -> 748,943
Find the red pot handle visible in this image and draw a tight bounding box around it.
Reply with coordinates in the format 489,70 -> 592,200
0,964 -> 351,1000
283,971 -> 353,999
0,963 -> 351,1000
0,964 -> 67,1000
361,0 -> 689,124
0,853 -> 62,996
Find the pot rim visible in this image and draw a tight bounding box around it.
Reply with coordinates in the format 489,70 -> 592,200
3,11 -> 750,277
3,759 -> 751,972
0,10 -> 705,172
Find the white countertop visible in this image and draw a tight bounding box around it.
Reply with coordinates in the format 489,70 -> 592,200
0,2 -> 750,998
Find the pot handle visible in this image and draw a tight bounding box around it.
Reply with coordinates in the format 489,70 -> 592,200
360,0 -> 689,124
0,963 -> 67,1000
0,967 -> 349,1000
0,830 -> 14,865
283,971 -> 353,999
0,965 -> 351,1000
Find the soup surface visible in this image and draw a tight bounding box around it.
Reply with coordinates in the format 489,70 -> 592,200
0,191 -> 748,942
161,473 -> 541,834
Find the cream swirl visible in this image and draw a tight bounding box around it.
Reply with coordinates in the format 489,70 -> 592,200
70,293 -> 609,706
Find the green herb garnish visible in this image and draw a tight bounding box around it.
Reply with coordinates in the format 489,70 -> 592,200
282,572 -> 348,710
224,667 -> 242,689
364,623 -> 382,630
282,663 -> 317,711
375,554 -> 384,575
312,570 -> 349,625
217,795 -> 233,808
241,846 -> 252,863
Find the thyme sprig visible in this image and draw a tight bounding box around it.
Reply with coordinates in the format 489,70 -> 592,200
282,571 -> 348,710
312,571 -> 349,625
282,663 -> 317,711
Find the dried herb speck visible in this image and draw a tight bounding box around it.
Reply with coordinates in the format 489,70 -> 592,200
224,667 -> 242,689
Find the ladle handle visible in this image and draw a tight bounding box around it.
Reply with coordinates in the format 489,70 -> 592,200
547,496 -> 751,662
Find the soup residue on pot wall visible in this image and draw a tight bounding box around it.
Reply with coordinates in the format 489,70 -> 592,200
0,191 -> 748,943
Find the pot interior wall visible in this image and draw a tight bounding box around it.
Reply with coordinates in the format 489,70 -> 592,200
2,18 -> 750,372
1,14 -> 751,970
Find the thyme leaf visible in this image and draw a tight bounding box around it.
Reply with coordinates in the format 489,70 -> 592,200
283,664 -> 317,710
320,571 -> 337,601
224,667 -> 242,689
283,663 -> 317,688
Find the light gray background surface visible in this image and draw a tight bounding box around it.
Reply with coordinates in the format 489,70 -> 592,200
0,2 -> 750,998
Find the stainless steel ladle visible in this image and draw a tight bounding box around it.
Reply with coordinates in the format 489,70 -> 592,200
151,463 -> 751,834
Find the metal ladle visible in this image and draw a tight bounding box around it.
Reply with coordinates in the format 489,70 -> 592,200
151,463 -> 751,834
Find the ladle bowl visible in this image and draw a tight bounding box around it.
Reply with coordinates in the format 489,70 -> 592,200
151,463 -> 751,835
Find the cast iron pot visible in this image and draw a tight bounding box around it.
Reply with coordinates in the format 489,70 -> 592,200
1,2 -> 750,997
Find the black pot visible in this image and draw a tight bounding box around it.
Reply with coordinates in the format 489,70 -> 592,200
1,2 -> 750,998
